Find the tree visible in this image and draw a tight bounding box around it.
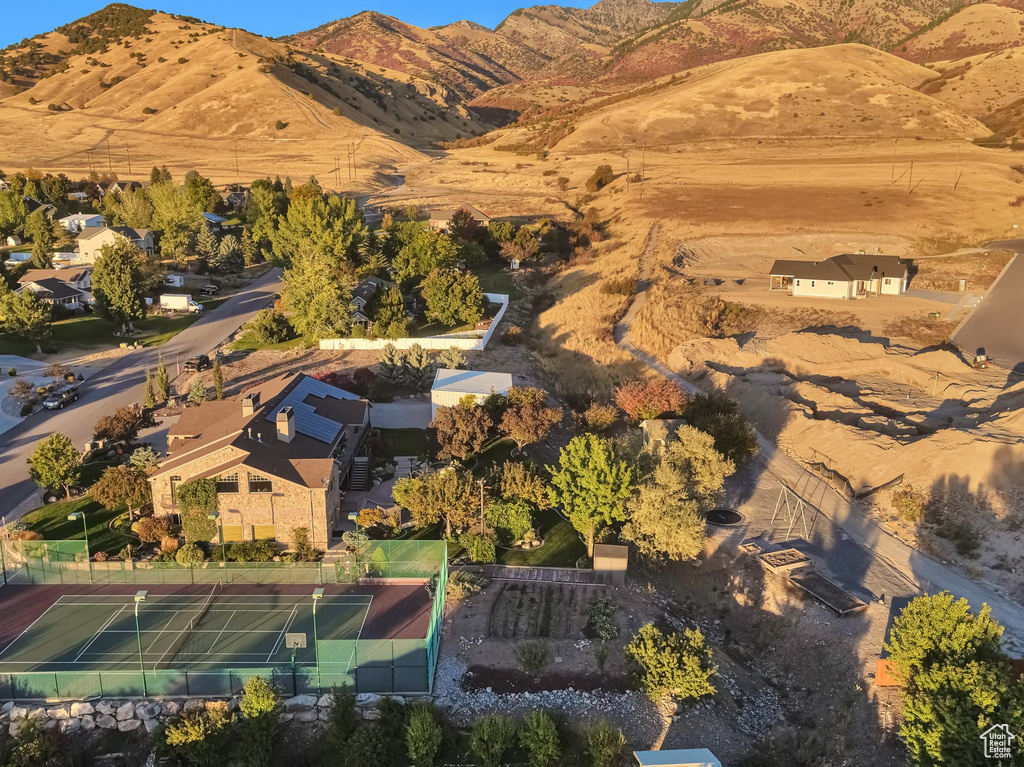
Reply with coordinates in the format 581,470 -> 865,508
108,187 -> 153,228
92,238 -> 147,333
129,445 -> 159,471
404,343 -> 433,390
585,164 -> 614,192
0,190 -> 27,240
520,711 -> 561,767
212,234 -> 243,273
421,268 -> 483,327
156,353 -> 170,401
406,703 -> 443,767
471,715 -> 517,767
240,227 -> 259,266
614,378 -> 686,421
250,308 -> 292,344
188,376 -> 207,404
24,211 -> 54,269
547,434 -> 634,556
492,461 -> 550,509
143,368 -> 156,408
150,165 -> 173,186
195,224 -> 219,267
378,343 -> 405,385
393,468 -> 478,537
183,170 -> 221,212
622,463 -> 705,563
499,227 -> 540,264
485,498 -> 533,545
448,207 -> 482,242
885,593 -> 1024,766
393,230 -> 459,282
238,676 -> 280,767
93,403 -> 156,444
272,190 -> 365,267
92,464 -> 150,517
0,290 -> 52,354
430,400 -> 492,461
282,247 -> 353,340
39,173 -> 71,207
28,433 -> 81,498
437,347 -> 466,370
212,356 -> 224,400
626,623 -> 717,702
498,387 -> 562,452
661,426 -> 734,506
369,284 -> 406,339
681,391 -> 759,464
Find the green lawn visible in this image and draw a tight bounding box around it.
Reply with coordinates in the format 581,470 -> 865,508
0,298 -> 227,356
499,508 -> 586,567
411,300 -> 501,338
475,264 -> 519,297
375,428 -> 429,459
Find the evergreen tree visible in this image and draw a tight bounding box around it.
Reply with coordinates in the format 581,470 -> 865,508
211,234 -> 243,273
25,211 -> 54,269
212,356 -> 224,400
155,353 -> 170,401
404,343 -> 433,391
143,368 -> 156,409
196,224 -> 218,266
436,347 -> 466,370
150,165 -> 172,186
92,238 -> 147,334
240,228 -> 259,266
370,285 -> 407,339
0,290 -> 52,354
187,376 -> 207,405
379,343 -> 406,385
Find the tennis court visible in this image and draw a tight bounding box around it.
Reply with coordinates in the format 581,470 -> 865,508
0,587 -> 371,672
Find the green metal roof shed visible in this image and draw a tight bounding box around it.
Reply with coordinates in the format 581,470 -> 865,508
633,749 -> 722,767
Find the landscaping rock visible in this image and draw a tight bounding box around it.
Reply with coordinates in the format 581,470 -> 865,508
296,710 -> 319,723
284,694 -> 318,712
279,712 -> 294,723
26,707 -> 46,722
355,693 -> 380,707
360,708 -> 381,721
80,716 -> 96,731
136,702 -> 162,720
96,714 -> 117,729
41,720 -> 57,731
58,718 -> 80,734
8,722 -> 20,738
70,702 -> 94,717
118,719 -> 142,732
116,702 -> 136,721
162,701 -> 182,716
144,717 -> 161,734
316,694 -> 333,708
8,706 -> 27,722
95,701 -> 117,716
47,705 -> 71,720
205,701 -> 229,714
1,701 -> 14,717
183,699 -> 206,714
227,697 -> 240,713
318,709 -> 330,722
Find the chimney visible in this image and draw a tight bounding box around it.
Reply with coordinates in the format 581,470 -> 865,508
276,406 -> 295,443
242,391 -> 261,417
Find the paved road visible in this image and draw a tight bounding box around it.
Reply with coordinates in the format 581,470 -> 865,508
953,239 -> 1024,375
616,232 -> 1024,644
0,269 -> 282,520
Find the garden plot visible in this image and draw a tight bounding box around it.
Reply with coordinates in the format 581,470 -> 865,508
487,582 -> 589,639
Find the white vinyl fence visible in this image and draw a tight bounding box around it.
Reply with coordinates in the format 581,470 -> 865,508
319,293 -> 509,352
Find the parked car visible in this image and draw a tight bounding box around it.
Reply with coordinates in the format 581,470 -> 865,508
199,284 -> 220,296
164,275 -> 185,288
183,355 -> 210,373
43,385 -> 79,410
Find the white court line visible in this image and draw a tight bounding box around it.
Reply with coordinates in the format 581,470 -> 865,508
0,600 -> 66,659
98,629 -> 284,635
207,611 -> 235,655
73,605 -> 126,663
267,605 -> 298,662
144,613 -> 179,655
345,595 -> 374,672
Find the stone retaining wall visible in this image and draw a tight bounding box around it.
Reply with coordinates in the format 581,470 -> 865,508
0,692 -> 421,738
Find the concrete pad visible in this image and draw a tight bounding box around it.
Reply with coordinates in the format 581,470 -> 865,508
370,401 -> 431,429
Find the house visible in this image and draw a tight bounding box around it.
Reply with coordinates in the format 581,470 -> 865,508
77,226 -> 155,262
23,197 -> 56,219
16,267 -> 93,310
149,374 -> 371,549
106,181 -> 143,196
350,276 -> 396,329
58,213 -> 104,233
633,749 -> 722,767
640,418 -> 688,452
222,186 -> 250,210
769,254 -> 909,299
202,212 -> 227,231
431,369 -> 512,418
5,235 -> 22,247
428,204 -> 490,233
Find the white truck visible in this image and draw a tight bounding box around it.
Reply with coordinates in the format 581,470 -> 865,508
160,293 -> 203,314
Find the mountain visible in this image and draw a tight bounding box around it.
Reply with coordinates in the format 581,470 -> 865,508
283,11 -> 540,100
895,1 -> 1024,62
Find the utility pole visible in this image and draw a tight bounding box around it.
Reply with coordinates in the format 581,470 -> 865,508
891,137 -> 897,183
125,142 -> 132,176
952,142 -> 961,191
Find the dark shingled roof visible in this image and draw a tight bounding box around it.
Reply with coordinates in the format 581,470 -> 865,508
769,254 -> 908,281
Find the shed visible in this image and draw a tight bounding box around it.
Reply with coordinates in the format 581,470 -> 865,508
634,749 -> 722,767
5,235 -> 22,247
593,543 -> 628,585
640,419 -> 688,451
430,369 -> 512,418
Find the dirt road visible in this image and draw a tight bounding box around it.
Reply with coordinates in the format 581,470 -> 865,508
953,239 -> 1024,375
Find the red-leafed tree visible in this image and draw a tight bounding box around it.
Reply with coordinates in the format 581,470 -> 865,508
614,378 -> 686,421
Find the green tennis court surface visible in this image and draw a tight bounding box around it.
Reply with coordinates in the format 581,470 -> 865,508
0,591 -> 371,672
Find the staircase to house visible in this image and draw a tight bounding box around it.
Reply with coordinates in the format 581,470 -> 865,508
349,456 -> 370,490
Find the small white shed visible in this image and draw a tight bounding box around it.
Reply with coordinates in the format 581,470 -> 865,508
634,749 -> 722,767
430,369 -> 513,418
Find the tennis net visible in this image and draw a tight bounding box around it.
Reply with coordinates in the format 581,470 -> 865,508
154,581 -> 222,669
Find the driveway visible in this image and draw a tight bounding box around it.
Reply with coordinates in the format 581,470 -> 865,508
0,269 -> 282,520
953,240 -> 1024,375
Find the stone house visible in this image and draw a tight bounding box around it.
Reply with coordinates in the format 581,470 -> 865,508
149,374 -> 371,549
77,226 -> 155,263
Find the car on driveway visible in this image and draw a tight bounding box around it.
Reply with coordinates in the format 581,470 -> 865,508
183,355 -> 210,373
199,284 -> 220,296
43,385 -> 79,410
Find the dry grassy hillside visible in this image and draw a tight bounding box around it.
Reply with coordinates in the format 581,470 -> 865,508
896,2 -> 1024,62
431,20 -> 550,78
922,47 -> 1024,118
554,44 -> 988,151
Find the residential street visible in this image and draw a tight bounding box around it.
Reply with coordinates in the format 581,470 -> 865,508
616,229 -> 1024,645
953,239 -> 1024,375
0,268 -> 282,520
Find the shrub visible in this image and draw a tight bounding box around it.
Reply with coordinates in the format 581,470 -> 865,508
250,308 -> 292,344
582,403 -> 618,432
162,709 -> 233,766
20,402 -> 32,417
585,164 -> 614,192
485,498 -> 534,546
614,378 -> 686,421
601,277 -> 636,296
177,57 -> 188,64
445,570 -> 489,601
275,120 -> 286,130
892,485 -> 927,522
520,710 -> 561,767
322,685 -> 357,751
161,535 -> 180,554
515,640 -> 550,678
238,677 -> 280,767
471,715 -> 517,767
347,726 -> 389,763
8,367 -> 16,376
460,532 -> 496,563
406,703 -> 443,767
142,106 -> 158,114
290,526 -> 318,561
587,596 -> 619,641
175,542 -> 205,565
501,325 -> 523,345
132,516 -> 171,543
626,623 -> 717,702
586,720 -> 625,767
227,539 -> 277,562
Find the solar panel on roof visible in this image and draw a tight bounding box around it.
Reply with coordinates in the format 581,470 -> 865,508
265,376 -> 360,444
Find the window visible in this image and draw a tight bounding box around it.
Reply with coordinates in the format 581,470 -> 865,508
795,280 -> 801,286
220,525 -> 245,542
169,476 -> 181,505
216,473 -> 239,494
252,525 -> 276,541
248,472 -> 273,494
827,281 -> 834,286
810,281 -> 816,288
884,278 -> 892,285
